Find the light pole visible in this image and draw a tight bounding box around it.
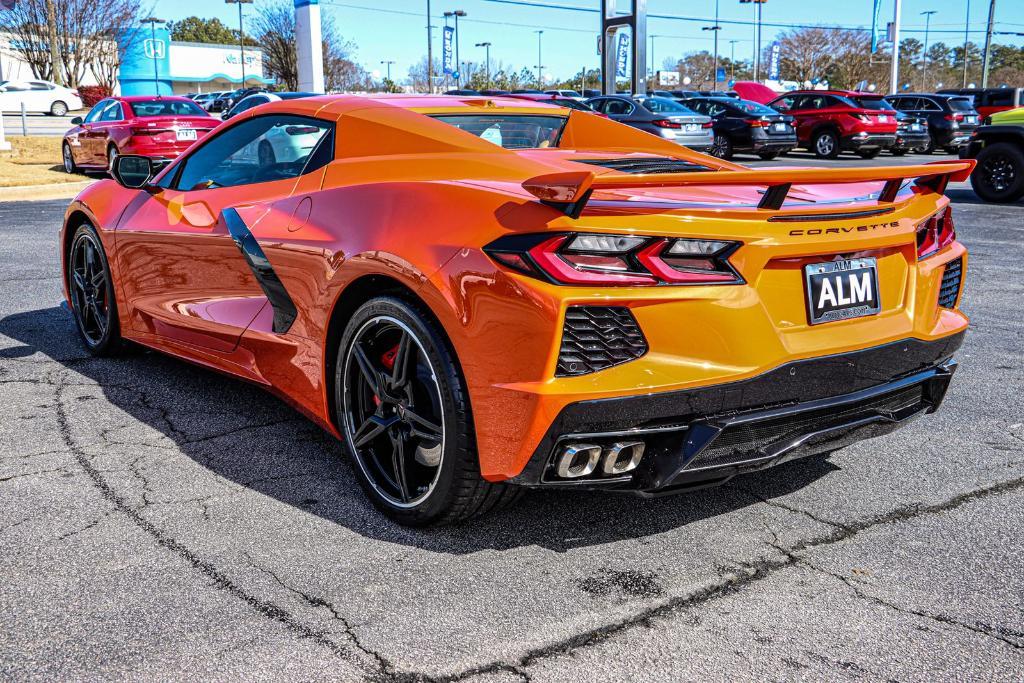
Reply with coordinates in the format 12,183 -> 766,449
141,17 -> 164,95
380,60 -> 395,81
444,10 -> 466,87
920,10 -> 936,90
649,34 -> 659,82
475,42 -> 491,89
739,0 -> 767,82
962,0 -> 971,87
225,0 -> 253,88
729,39 -> 739,81
426,0 -> 433,93
703,6 -> 722,91
889,0 -> 902,94
534,30 -> 544,88
981,0 -> 996,88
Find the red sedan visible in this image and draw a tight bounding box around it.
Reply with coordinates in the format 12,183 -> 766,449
63,96 -> 219,174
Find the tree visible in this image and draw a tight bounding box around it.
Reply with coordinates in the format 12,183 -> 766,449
0,0 -> 145,87
249,0 -> 367,91
167,16 -> 257,46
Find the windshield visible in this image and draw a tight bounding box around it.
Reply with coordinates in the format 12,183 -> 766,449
642,97 -> 692,114
130,99 -> 208,117
431,114 -> 567,148
948,97 -> 975,111
730,99 -> 778,114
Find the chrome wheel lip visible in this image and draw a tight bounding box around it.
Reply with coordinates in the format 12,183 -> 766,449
341,315 -> 446,509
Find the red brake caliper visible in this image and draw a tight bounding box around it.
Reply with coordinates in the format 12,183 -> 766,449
374,343 -> 400,406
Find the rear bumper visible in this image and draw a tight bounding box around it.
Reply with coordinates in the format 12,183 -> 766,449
894,131 -> 930,149
842,133 -> 897,150
509,333 -> 963,494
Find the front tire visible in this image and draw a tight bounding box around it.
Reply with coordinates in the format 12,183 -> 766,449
62,142 -> 79,173
67,222 -> 123,356
812,129 -> 840,159
971,142 -> 1024,203
335,296 -> 520,525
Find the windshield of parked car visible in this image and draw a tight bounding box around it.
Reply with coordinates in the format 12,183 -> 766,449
641,97 -> 693,114
849,96 -> 894,111
130,99 -> 208,117
431,114 -> 567,148
729,100 -> 778,114
947,97 -> 975,111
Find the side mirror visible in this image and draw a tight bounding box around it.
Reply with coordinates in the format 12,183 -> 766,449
112,155 -> 154,189
221,110 -> 232,120
70,116 -> 83,125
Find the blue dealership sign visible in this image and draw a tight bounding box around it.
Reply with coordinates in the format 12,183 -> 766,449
442,26 -> 454,75
768,42 -> 781,81
616,32 -> 629,78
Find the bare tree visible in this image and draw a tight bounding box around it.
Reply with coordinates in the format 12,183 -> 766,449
0,0 -> 147,87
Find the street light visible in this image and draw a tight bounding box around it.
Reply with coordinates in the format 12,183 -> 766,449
703,28 -> 722,89
729,39 -> 739,81
140,17 -> 165,95
962,0 -> 971,87
739,0 -> 767,82
380,60 -> 395,81
444,10 -> 467,87
475,42 -> 491,89
920,10 -> 937,90
225,0 -> 254,88
534,30 -> 544,88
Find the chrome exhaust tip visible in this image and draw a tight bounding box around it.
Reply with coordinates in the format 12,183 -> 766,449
602,441 -> 645,475
556,443 -> 602,479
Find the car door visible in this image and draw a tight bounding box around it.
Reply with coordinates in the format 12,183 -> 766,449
90,100 -> 126,164
27,81 -> 55,112
75,100 -> 114,165
114,113 -> 334,352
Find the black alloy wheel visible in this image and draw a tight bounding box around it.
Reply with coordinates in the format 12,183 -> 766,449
710,133 -> 733,159
68,223 -> 122,355
336,297 -> 521,525
971,142 -> 1024,203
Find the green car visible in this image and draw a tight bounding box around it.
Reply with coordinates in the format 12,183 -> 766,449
960,106 -> 1024,202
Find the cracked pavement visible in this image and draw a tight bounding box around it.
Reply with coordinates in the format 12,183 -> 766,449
1,162 -> 1022,681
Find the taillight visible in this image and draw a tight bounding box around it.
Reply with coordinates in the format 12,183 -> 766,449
701,121 -> 714,128
749,119 -> 769,127
652,119 -> 682,129
484,233 -> 743,286
916,206 -> 956,259
129,126 -> 169,136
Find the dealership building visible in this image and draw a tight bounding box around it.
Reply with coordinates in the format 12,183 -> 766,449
0,28 -> 271,96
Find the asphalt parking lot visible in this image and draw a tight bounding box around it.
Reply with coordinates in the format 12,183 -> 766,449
1,155 -> 1022,681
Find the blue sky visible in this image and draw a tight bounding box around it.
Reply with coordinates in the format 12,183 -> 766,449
157,0 -> 1024,81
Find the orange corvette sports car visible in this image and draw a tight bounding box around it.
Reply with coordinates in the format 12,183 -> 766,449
61,95 -> 971,525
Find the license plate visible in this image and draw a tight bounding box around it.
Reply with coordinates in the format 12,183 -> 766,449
966,116 -> 977,123
804,258 -> 881,325
912,123 -> 922,131
878,115 -> 889,122
772,122 -> 788,132
685,123 -> 699,132
176,128 -> 198,141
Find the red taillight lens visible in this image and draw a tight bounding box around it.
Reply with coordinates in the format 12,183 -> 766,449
916,206 -> 956,259
652,118 -> 683,129
749,119 -> 769,128
129,126 -> 170,136
701,121 -> 714,128
485,233 -> 743,286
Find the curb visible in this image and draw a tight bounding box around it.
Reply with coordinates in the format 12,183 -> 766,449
0,179 -> 96,202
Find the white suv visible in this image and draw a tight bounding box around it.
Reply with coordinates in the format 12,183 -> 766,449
0,80 -> 83,116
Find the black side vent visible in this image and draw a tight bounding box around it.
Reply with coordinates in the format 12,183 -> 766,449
574,157 -> 711,175
938,257 -> 963,309
556,306 -> 648,377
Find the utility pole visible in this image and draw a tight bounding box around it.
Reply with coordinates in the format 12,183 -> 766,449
475,42 -> 491,89
962,0 -> 971,87
703,0 -> 721,91
45,0 -> 63,86
225,0 -> 253,88
729,39 -> 739,81
380,60 -> 395,80
889,0 -> 902,94
921,10 -> 936,91
981,0 -> 996,87
535,30 -> 544,88
426,0 -> 433,93
740,0 -> 766,82
141,17 -> 164,95
649,34 -> 656,81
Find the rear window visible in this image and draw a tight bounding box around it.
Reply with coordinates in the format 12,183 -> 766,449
731,100 -> 778,115
947,97 -> 975,111
130,99 -> 207,117
850,96 -> 893,111
431,114 -> 567,149
551,98 -> 594,112
641,97 -> 692,114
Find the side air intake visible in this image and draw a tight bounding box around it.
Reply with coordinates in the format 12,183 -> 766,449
938,256 -> 963,309
556,306 -> 647,377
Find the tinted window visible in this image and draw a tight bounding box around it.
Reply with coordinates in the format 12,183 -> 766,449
430,114 -> 566,149
641,97 -> 690,113
947,97 -> 975,111
84,100 -> 110,123
850,96 -> 893,110
603,99 -> 633,115
771,96 -> 795,110
988,90 -> 1014,107
98,102 -> 123,122
1,82 -> 30,92
232,95 -> 270,114
919,98 -> 941,111
730,100 -> 777,115
173,115 -> 333,191
130,99 -> 207,117
29,81 -> 53,91
551,98 -> 594,112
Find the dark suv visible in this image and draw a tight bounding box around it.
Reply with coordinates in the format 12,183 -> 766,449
884,93 -> 980,154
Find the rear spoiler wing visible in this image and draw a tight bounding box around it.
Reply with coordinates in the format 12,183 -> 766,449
521,159 -> 975,219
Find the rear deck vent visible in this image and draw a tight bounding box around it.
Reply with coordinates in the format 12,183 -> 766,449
574,157 -> 711,175
556,306 -> 647,377
938,257 -> 963,308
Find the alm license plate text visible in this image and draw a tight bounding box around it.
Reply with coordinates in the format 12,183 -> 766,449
804,258 -> 881,325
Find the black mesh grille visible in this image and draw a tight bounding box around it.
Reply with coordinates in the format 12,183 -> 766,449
574,157 -> 711,175
556,306 -> 647,377
938,257 -> 963,309
688,384 -> 926,470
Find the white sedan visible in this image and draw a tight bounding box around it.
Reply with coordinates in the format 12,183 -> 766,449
0,80 -> 83,116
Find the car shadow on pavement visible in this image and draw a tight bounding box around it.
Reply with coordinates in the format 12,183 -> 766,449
1,305 -> 839,553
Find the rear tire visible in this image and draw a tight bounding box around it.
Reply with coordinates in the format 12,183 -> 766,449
335,296 -> 521,526
50,100 -> 68,117
67,222 -> 123,356
970,142 -> 1024,203
812,129 -> 840,159
106,144 -> 119,175
710,134 -> 733,159
921,133 -> 936,154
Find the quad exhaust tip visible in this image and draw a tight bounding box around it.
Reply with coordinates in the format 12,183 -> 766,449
556,441 -> 645,479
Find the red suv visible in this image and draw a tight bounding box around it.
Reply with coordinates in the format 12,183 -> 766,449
767,90 -> 898,159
